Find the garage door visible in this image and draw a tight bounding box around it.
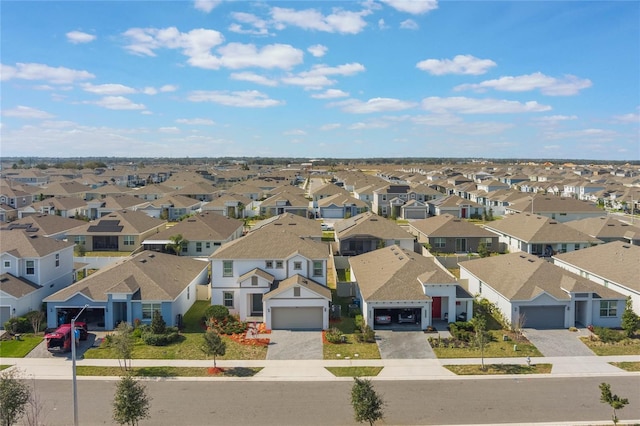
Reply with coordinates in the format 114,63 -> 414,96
321,208 -> 344,219
520,306 -> 565,329
0,307 -> 11,329
271,307 -> 323,330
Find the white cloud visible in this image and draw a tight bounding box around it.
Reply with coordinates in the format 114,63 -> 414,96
159,126 -> 180,133
410,114 -> 463,126
230,72 -> 278,87
82,83 -> 137,95
348,121 -> 390,130
193,0 -> 221,13
270,6 -> 370,34
90,96 -> 146,110
210,43 -> 303,70
122,26 -> 224,58
378,19 -> 388,30
188,90 -> 284,108
400,19 -> 419,30
176,118 -> 215,125
160,85 -> 178,92
454,72 -> 592,96
533,115 -> 578,124
421,97 -> 552,114
311,89 -> 350,99
446,121 -> 514,135
229,12 -> 270,36
334,97 -> 417,114
2,106 -> 55,119
612,112 -> 640,123
320,123 -> 341,130
1,62 -> 95,84
417,55 -> 497,76
380,0 -> 438,14
142,87 -> 158,95
544,128 -> 617,141
308,44 -> 328,57
282,63 -> 365,89
66,31 -> 96,44
284,129 -> 306,135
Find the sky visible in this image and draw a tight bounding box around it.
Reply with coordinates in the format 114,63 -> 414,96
1,0 -> 639,161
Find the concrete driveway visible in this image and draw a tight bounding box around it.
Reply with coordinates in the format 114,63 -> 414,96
26,332 -> 103,358
523,328 -> 595,357
266,330 -> 323,360
376,330 -> 436,359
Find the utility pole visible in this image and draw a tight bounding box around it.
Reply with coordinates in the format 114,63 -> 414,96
71,304 -> 89,426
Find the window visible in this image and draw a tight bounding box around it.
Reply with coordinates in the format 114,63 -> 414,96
142,303 -> 161,320
223,261 -> 233,277
294,287 -> 301,297
394,240 -> 400,246
600,301 -> 617,317
561,244 -> 567,253
181,243 -> 188,253
55,253 -> 60,267
123,235 -> 135,246
74,236 -> 86,245
484,238 -> 492,248
313,261 -> 323,277
433,238 -> 446,249
574,244 -> 580,251
293,261 -> 302,270
4,261 -> 10,268
478,281 -> 483,294
206,242 -> 211,249
26,260 -> 35,275
276,261 -> 283,269
187,287 -> 190,300
196,242 -> 202,253
223,292 -> 234,308
251,276 -> 258,286
265,260 -> 273,269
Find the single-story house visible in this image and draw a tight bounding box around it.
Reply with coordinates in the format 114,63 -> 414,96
409,214 -> 499,254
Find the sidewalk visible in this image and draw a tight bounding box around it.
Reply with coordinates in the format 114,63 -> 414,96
3,354 -> 639,381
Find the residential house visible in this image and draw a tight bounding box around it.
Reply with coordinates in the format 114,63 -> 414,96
333,211 -> 414,256
428,194 -> 485,219
349,245 -> 473,330
316,193 -> 369,219
460,252 -> 626,329
564,217 -> 640,245
201,193 -> 252,219
40,181 -> 89,200
409,214 -> 499,254
0,184 -> 34,211
371,184 -> 440,218
139,194 -> 202,221
43,251 -> 209,330
249,213 -> 323,241
129,183 -> 175,201
505,195 -> 605,223
258,190 -> 310,218
67,210 -> 166,252
553,242 -> 640,315
1,170 -> 49,186
484,213 -> 601,256
4,215 -> 87,240
210,226 -> 331,329
85,194 -> 149,219
143,212 -> 243,256
1,229 -> 75,324
21,196 -> 87,219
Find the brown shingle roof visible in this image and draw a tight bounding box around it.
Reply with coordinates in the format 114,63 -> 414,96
1,229 -> 74,257
0,273 -> 40,298
484,213 -> 602,244
410,214 -> 497,238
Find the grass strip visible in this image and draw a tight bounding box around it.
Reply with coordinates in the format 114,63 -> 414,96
610,361 -> 640,372
325,367 -> 383,377
76,366 -> 262,377
445,363 -> 552,375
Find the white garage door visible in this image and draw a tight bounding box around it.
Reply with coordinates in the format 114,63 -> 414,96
321,208 -> 344,219
271,307 -> 323,330
0,307 -> 11,329
520,306 -> 565,329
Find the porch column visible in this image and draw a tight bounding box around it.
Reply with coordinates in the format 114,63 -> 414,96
448,298 -> 456,322
466,300 -> 474,320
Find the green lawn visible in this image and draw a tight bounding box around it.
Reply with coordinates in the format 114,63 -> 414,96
84,333 -> 267,360
325,367 -> 383,377
76,366 -> 262,377
182,300 -> 210,333
324,317 -> 380,359
445,363 -> 552,375
430,331 -> 542,358
580,337 -> 640,356
611,362 -> 640,372
0,365 -> 12,371
0,335 -> 43,358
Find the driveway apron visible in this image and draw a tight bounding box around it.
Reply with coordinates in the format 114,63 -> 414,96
523,328 -> 595,357
376,330 -> 436,359
266,330 -> 323,360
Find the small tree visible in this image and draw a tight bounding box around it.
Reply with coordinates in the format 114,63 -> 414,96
0,368 -> 31,426
113,375 -> 151,426
351,377 -> 384,426
201,329 -> 226,368
599,382 -> 629,425
25,311 -> 45,335
621,296 -> 638,338
165,234 -> 188,256
112,322 -> 134,371
471,315 -> 488,370
477,241 -> 489,258
150,311 -> 166,335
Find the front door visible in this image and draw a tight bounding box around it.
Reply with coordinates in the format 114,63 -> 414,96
432,297 -> 441,319
251,294 -> 263,316
455,238 -> 467,252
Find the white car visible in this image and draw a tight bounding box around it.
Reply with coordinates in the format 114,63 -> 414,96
321,223 -> 334,231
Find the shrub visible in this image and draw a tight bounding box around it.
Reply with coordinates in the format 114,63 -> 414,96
449,321 -> 475,342
349,307 -> 361,318
593,326 -> 625,343
132,328 -> 143,339
204,305 -> 230,322
3,317 -> 30,334
150,311 -> 167,334
142,332 -> 180,346
325,327 -> 344,344
354,315 -> 364,331
355,325 -> 376,343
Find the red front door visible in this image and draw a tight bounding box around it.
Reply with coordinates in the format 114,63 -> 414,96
432,297 -> 441,318
461,207 -> 467,218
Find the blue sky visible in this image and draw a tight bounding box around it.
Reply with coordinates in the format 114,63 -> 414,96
1,0 -> 638,160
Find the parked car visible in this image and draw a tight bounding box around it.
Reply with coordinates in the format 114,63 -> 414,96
374,311 -> 392,324
398,310 -> 416,324
321,223 -> 334,231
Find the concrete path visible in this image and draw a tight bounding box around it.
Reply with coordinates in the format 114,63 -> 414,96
376,330 -> 436,359
523,328 -> 595,357
266,330 -> 323,360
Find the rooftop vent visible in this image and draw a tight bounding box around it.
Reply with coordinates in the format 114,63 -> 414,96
549,221 -> 558,224
622,245 -> 630,249
139,259 -> 147,263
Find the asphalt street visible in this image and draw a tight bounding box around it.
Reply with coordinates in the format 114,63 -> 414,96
31,376 -> 640,426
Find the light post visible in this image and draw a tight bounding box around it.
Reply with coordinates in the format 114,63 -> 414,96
71,304 -> 89,426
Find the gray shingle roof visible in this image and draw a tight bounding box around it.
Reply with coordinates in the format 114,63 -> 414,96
410,214 -> 497,238
146,212 -> 243,242
334,212 -> 413,240
264,274 -> 331,300
0,273 -> 40,298
484,213 -> 602,243
68,210 -> 166,236
1,229 -> 75,257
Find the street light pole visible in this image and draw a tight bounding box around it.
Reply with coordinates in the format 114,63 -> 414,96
71,304 -> 89,426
